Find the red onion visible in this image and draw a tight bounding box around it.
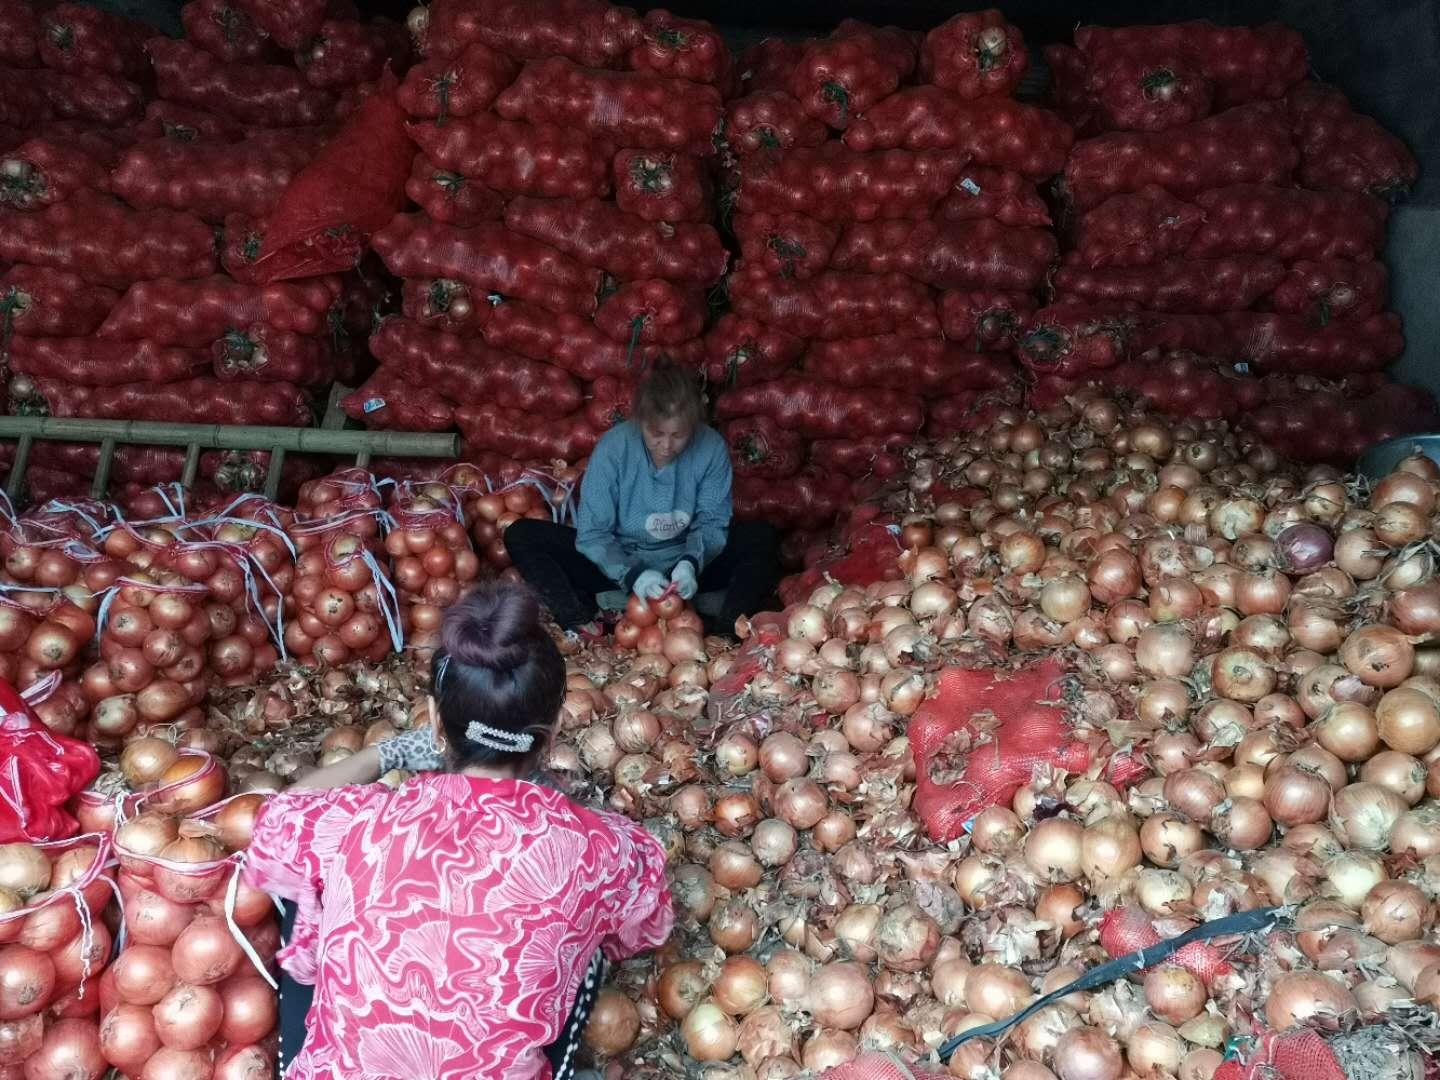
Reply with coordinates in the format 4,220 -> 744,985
1275,523 -> 1333,573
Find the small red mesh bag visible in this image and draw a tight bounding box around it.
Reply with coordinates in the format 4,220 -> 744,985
256,72 -> 416,281
818,1052 -> 949,1080
776,507 -> 903,606
1213,1031 -> 1344,1080
0,678 -> 101,843
1098,907 -> 1232,983
705,610 -> 787,725
910,658 -> 1147,842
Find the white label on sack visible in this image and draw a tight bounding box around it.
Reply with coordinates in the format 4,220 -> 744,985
959,177 -> 982,196
363,398 -> 386,413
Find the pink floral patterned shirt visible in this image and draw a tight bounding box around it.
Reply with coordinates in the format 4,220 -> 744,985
243,774 -> 674,1079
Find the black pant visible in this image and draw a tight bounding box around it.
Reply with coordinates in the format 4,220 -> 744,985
277,900 -> 312,1073
277,901 -> 606,1079
507,518 -> 780,636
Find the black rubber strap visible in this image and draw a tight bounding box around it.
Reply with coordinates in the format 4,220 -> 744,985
937,906 -> 1286,1064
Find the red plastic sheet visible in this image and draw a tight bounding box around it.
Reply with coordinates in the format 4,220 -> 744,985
0,677 -> 101,844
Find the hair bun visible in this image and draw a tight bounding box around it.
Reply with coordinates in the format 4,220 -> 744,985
441,583 -> 540,672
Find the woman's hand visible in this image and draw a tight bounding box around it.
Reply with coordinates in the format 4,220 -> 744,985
633,569 -> 668,600
670,561 -> 698,600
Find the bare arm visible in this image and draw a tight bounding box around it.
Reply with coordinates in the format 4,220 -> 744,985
287,746 -> 384,791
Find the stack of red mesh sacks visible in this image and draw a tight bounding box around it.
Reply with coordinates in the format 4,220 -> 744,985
0,0 -> 408,504
716,12 -> 1069,558
355,0 -> 731,526
1039,21 -> 1434,462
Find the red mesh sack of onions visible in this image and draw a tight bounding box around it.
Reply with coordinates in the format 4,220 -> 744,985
612,592 -> 706,664
444,465 -> 579,578
384,481 -> 481,652
84,519 -> 266,742
104,787 -> 280,1080
0,832 -> 121,1077
177,495 -> 297,685
0,577 -> 98,712
910,657 -> 1146,842
286,470 -> 404,665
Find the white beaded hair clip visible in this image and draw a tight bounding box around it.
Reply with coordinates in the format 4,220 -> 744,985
466,721 -> 535,753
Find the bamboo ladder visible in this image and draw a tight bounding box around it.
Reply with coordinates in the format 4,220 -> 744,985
0,386 -> 460,504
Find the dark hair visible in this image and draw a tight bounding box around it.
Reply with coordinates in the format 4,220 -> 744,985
633,357 -> 705,430
430,582 -> 565,768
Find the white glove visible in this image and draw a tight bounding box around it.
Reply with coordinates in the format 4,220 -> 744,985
633,570 -> 668,601
670,561 -> 698,600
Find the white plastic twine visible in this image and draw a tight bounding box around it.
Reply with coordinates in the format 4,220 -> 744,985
94,576 -> 209,639
360,548 -> 405,652
18,669 -> 62,704
32,499 -> 107,540
223,855 -> 280,989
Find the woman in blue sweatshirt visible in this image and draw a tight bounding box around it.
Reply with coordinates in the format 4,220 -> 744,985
507,361 -> 779,639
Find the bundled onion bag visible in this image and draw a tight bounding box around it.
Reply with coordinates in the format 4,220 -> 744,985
1286,81 -> 1418,196
1265,259 -> 1389,323
725,416 -> 804,481
843,87 -> 1073,178
1073,21 -> 1308,107
701,314 -> 803,388
733,467 -> 853,531
935,167 -> 1051,228
342,370 -> 454,432
418,0 -> 642,69
716,376 -> 924,439
735,143 -> 969,223
1052,256 -> 1287,314
1063,102 -> 1298,210
911,658 -> 1145,842
494,57 -> 722,155
1070,186 -> 1206,269
372,213 -> 602,315
0,267 -> 119,341
804,337 -> 1013,393
831,218 -> 1057,292
727,262 -> 940,341
481,299 -> 701,381
0,677 -> 101,843
256,73 -> 416,281
369,316 -> 582,416
504,196 -> 727,285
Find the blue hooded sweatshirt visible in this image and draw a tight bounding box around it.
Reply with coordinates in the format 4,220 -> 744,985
575,421 -> 732,589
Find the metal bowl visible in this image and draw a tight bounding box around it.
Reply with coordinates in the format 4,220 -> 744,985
1355,433 -> 1440,481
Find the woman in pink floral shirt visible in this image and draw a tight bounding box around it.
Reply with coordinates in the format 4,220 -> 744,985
243,583 -> 674,1079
